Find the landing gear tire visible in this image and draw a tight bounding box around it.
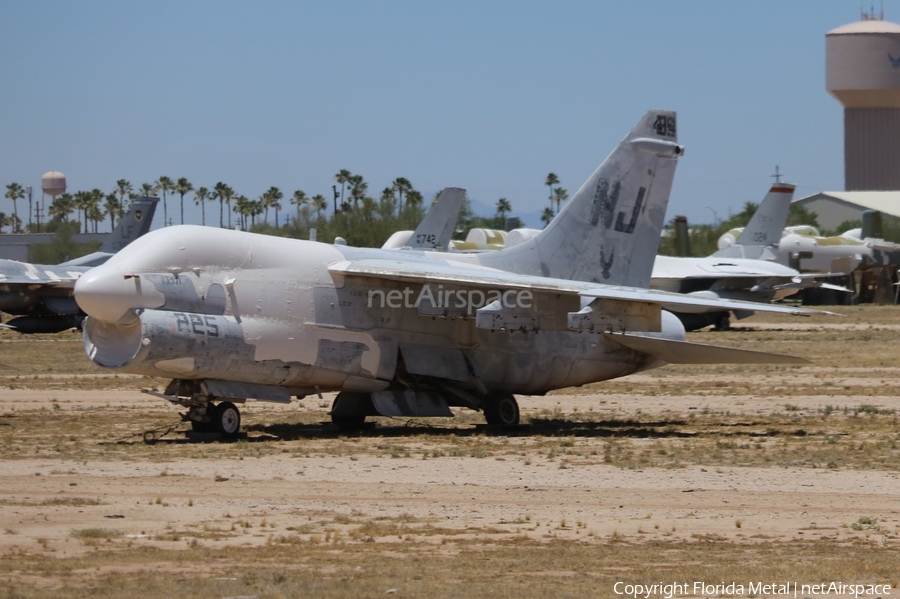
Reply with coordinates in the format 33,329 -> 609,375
483,392 -> 520,427
212,401 -> 241,437
713,313 -> 731,331
190,420 -> 212,433
330,392 -> 372,429
331,414 -> 366,428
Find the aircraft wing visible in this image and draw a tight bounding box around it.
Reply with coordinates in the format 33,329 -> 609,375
0,263 -> 86,331
328,258 -> 830,318
0,263 -> 85,289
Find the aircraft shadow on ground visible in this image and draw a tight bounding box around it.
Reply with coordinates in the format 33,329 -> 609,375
240,418 -> 698,442
128,417 -> 809,445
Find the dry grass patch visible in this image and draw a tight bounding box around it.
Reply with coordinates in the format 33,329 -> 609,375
0,539 -> 897,598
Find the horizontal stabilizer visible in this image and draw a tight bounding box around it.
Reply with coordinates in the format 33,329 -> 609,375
604,332 -> 810,365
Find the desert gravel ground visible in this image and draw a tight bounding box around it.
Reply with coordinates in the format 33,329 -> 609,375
1,309 -> 899,598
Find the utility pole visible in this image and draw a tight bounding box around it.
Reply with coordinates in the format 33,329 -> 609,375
34,203 -> 43,232
25,186 -> 33,231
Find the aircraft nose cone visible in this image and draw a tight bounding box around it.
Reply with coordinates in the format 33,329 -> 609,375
74,267 -> 162,324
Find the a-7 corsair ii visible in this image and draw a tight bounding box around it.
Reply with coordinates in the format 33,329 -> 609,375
74,111 -> 823,436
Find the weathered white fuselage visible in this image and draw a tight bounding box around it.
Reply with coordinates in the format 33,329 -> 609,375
77,226 -> 668,398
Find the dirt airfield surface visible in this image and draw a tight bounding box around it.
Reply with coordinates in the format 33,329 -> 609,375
1,307 -> 899,598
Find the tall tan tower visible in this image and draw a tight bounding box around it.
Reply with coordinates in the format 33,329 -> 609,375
827,16 -> 900,190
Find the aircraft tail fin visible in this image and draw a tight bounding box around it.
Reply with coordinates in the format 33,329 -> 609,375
99,196 -> 159,253
733,183 -> 795,247
408,187 -> 466,250
478,110 -> 682,288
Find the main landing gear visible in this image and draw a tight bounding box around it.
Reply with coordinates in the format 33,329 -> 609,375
328,389 -> 521,428
712,313 -> 731,331
159,381 -> 245,438
187,401 -> 242,437
482,391 -> 520,427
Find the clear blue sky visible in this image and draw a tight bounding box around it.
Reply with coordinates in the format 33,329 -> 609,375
0,1 -> 893,230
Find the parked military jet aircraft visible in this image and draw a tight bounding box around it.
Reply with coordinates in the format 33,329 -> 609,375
651,183 -> 841,330
74,111 -> 824,436
381,187 -> 466,250
0,197 -> 158,333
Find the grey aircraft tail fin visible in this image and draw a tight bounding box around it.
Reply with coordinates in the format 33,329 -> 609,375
380,188 -> 466,251
100,196 -> 159,253
478,110 -> 683,288
734,183 -> 795,247
408,187 -> 466,250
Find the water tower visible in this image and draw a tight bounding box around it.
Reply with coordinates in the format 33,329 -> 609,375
827,15 -> 900,190
41,170 -> 66,197
40,171 -> 66,229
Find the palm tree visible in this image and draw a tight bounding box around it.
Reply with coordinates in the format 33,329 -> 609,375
553,187 -> 568,215
209,187 -> 221,226
6,214 -> 20,234
545,173 -> 559,215
115,179 -> 133,211
263,186 -> 283,227
541,207 -> 554,228
74,190 -> 94,234
224,185 -> 235,228
495,197 -> 512,224
258,192 -> 270,223
291,190 -> 308,219
5,183 -> 24,233
333,169 -> 351,214
251,200 -> 264,227
405,189 -> 423,209
87,203 -> 104,233
206,186 -> 218,224
311,194 -> 327,217
194,187 -> 209,226
156,176 -> 174,227
348,174 -> 367,210
89,189 -> 104,233
213,182 -> 228,228
49,193 -> 75,222
104,194 -> 121,231
0,212 -> 8,234
235,196 -> 262,229
173,177 -> 193,225
392,177 -> 411,214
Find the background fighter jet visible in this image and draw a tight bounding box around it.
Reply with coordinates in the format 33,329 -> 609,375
0,197 -> 158,333
74,111 -> 824,437
381,187 -> 466,250
651,183 -> 846,330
